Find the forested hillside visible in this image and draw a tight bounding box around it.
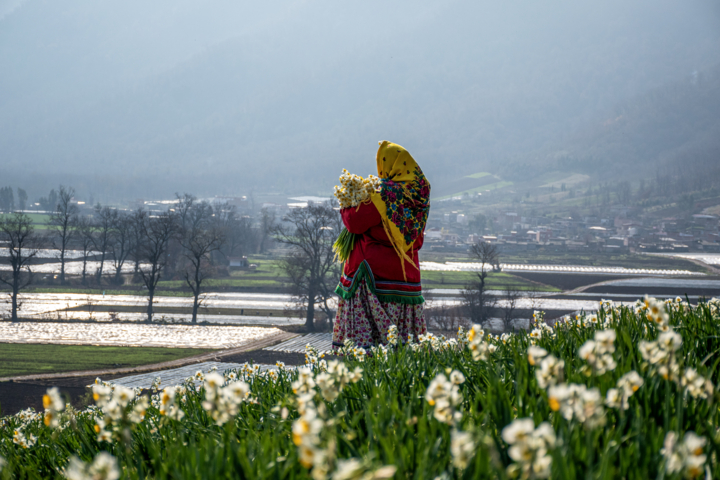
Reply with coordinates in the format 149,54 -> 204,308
500,65 -> 720,185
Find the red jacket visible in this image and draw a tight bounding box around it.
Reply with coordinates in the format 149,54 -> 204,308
335,202 -> 424,304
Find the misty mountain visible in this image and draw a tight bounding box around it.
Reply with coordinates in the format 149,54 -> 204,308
1,0 -> 719,200
501,65 -> 720,182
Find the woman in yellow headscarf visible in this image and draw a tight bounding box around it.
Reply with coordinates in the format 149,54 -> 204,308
333,141 -> 431,350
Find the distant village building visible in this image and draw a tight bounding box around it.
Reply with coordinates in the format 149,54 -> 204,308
228,256 -> 249,269
425,228 -> 443,242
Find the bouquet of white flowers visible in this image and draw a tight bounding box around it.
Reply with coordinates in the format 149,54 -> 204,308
333,169 -> 380,209
332,169 -> 381,262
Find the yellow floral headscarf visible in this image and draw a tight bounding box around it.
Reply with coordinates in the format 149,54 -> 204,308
370,141 -> 431,279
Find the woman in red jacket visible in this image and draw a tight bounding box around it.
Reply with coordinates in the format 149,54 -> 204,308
333,141 -> 430,350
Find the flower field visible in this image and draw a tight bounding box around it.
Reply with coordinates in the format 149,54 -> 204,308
1,297 -> 720,479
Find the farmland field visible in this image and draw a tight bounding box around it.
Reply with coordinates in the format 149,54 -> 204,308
420,270 -> 557,291
0,344 -> 213,378
1,298 -> 718,478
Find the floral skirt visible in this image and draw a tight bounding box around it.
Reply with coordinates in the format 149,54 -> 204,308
332,279 -> 427,351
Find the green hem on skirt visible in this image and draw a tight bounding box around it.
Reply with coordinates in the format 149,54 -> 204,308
334,260 -> 425,305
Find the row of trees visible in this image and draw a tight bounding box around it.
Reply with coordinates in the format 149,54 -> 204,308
1,188 -> 271,323
3,190 -> 517,331
0,187 -> 28,212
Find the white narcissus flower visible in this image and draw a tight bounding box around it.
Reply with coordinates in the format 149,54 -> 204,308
501,418 -> 535,445
657,331 -> 682,352
527,346 -> 548,366
112,386 -> 135,408
92,384 -> 113,408
579,330 -> 617,375
292,367 -> 317,395
644,295 -> 670,326
467,324 -> 492,361
617,371 -> 644,396
43,387 -> 66,428
63,452 -> 120,480
548,383 -> 605,427
128,395 -> 150,423
204,372 -> 225,393
386,324 -> 399,346
536,355 -> 564,389
450,370 -> 465,385
593,329 -> 616,354
450,429 -> 475,470
332,458 -> 364,480
43,387 -> 64,412
224,380 -> 251,401
662,431 -> 707,478
502,419 -> 555,479
681,368 -> 714,400
426,373 -> 463,425
605,388 -> 625,410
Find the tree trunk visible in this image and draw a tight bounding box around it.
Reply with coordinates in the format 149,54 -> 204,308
60,248 -> 66,283
146,288 -> 154,323
97,252 -> 105,284
192,293 -> 200,324
82,257 -> 87,285
11,280 -> 19,322
305,283 -> 316,332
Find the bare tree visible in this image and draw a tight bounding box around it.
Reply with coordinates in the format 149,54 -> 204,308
469,241 -> 501,286
258,207 -> 276,254
272,202 -> 341,331
138,213 -> 177,323
214,203 -> 256,263
109,211 -> 132,285
129,208 -> 148,280
179,201 -> 225,323
0,213 -> 40,320
424,291 -> 468,331
166,193 -> 197,277
47,186 -> 78,283
462,241 -> 501,325
73,215 -> 95,285
500,285 -> 520,332
17,188 -> 27,211
91,205 -> 117,284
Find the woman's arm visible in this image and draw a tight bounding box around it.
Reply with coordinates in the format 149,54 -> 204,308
341,202 -> 382,234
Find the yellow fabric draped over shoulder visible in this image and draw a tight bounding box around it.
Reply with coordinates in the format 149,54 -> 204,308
370,140 -> 431,280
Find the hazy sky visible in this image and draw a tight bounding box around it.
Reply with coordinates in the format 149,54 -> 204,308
1,0 -> 719,201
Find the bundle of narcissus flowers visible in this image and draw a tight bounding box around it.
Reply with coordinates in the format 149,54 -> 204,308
332,169 -> 381,262
333,169 -> 380,209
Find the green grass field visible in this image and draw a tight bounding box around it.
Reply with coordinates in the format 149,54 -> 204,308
421,270 -> 557,291
18,212 -> 50,225
0,344 -> 214,378
500,251 -> 708,272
